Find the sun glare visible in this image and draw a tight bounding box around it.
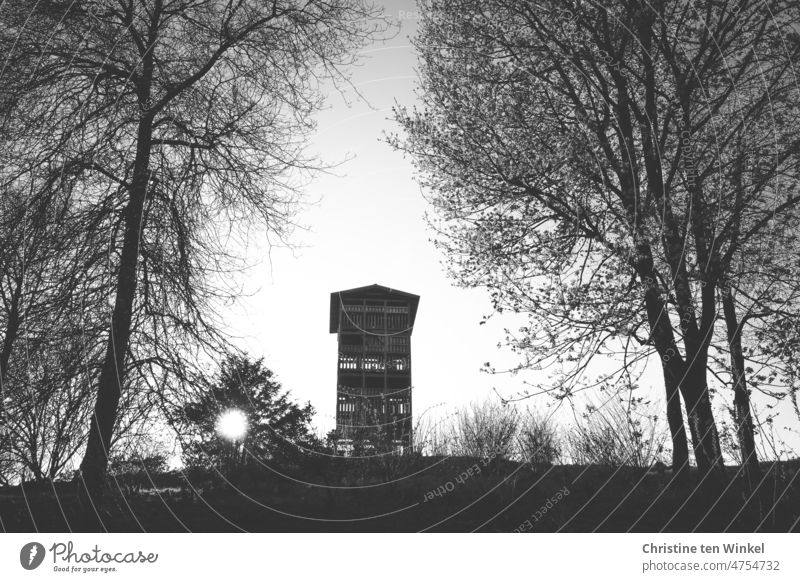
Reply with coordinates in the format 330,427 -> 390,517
215,409 -> 248,441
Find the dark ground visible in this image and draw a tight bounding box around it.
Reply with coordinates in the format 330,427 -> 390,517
2,458 -> 798,532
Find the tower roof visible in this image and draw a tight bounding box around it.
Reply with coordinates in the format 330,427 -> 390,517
329,284 -> 420,333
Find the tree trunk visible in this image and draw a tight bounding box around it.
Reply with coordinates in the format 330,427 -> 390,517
633,23 -> 690,474
721,288 -> 762,507
0,281 -> 23,423
634,241 -> 725,486
661,361 -> 690,475
663,261 -> 726,486
668,271 -> 725,483
635,243 -> 691,472
77,3 -> 158,519
610,35 -> 694,477
77,112 -> 153,519
680,369 -> 724,479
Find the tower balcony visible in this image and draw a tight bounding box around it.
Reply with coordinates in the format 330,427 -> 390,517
337,354 -> 410,374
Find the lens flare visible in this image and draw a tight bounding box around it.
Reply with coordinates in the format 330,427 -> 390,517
215,409 -> 248,441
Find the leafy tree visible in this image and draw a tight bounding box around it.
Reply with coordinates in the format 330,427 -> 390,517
393,0 -> 800,493
180,354 -> 317,471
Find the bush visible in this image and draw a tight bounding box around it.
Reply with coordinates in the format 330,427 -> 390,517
412,414 -> 453,456
516,409 -> 561,465
566,400 -> 667,467
108,454 -> 168,476
450,398 -> 519,460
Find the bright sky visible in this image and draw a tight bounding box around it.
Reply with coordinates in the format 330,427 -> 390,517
225,0 -> 799,457
230,0 -> 532,435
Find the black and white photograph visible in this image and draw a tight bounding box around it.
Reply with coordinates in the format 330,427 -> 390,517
1,0 -> 799,578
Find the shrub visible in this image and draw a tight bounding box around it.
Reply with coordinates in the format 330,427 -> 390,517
566,400 -> 667,467
450,398 -> 519,460
516,409 -> 561,466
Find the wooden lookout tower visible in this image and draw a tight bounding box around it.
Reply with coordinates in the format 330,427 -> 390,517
329,284 -> 419,453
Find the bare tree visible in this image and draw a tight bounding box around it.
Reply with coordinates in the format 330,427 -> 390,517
3,0 -> 388,517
